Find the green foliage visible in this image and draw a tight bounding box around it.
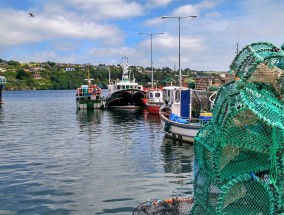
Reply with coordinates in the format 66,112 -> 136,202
7,60 -> 21,66
0,61 -> 222,90
46,61 -> 56,67
16,69 -> 31,80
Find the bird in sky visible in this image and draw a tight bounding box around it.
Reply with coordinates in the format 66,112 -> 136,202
29,13 -> 35,17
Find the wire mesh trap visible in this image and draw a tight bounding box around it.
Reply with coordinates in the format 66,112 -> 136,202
132,197 -> 194,215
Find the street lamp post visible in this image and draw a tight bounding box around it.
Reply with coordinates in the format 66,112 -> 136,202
161,15 -> 197,87
139,32 -> 164,89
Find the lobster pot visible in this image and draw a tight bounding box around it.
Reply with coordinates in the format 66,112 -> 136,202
194,123 -> 270,181
230,42 -> 284,79
190,203 -> 208,215
273,179 -> 284,213
231,42 -> 284,91
191,42 -> 284,215
211,82 -> 284,151
211,82 -> 239,123
278,152 -> 284,175
193,171 -> 275,215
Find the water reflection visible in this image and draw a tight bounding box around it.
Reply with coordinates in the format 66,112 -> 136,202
76,109 -> 103,127
160,137 -> 195,196
161,138 -> 194,174
1,90 -> 195,214
106,108 -> 144,124
142,109 -> 161,124
0,105 -> 3,124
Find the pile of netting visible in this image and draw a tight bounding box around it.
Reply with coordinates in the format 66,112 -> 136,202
192,42 -> 284,214
132,198 -> 194,215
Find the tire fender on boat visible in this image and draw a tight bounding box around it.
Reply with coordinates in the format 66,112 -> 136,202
164,122 -> 171,132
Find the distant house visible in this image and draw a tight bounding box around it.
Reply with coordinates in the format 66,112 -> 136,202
32,74 -> 42,79
65,67 -> 76,72
213,74 -> 233,86
0,76 -> 6,83
30,66 -> 43,72
194,76 -> 213,90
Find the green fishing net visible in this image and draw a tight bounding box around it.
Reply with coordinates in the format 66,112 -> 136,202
192,42 -> 284,214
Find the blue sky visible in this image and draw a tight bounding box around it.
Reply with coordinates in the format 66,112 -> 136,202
0,0 -> 284,71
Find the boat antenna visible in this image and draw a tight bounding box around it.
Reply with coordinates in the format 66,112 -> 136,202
85,64 -> 93,87
121,56 -> 130,81
236,11 -> 240,54
108,39 -> 111,84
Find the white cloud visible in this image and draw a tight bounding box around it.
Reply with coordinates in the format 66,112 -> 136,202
0,9 -> 123,46
145,0 -> 172,8
67,0 -> 144,19
2,0 -> 284,72
144,17 -> 164,26
13,51 -> 58,63
172,4 -> 199,17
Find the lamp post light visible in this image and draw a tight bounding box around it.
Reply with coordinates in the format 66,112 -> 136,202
161,15 -> 197,87
139,32 -> 164,89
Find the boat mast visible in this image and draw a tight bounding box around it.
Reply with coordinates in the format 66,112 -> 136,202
236,11 -> 240,54
85,64 -> 93,87
121,56 -> 130,82
108,40 -> 111,84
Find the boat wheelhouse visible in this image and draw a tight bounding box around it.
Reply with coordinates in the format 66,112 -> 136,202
106,57 -> 146,109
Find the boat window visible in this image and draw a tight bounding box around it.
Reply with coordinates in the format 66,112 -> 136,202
169,91 -> 173,100
155,93 -> 161,97
163,90 -> 167,100
117,85 -> 120,90
149,93 -> 153,98
126,85 -> 129,89
175,90 -> 180,102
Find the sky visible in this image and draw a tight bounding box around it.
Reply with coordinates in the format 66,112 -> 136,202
0,0 -> 284,72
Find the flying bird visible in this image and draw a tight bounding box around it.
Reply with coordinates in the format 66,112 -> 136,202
29,13 -> 35,17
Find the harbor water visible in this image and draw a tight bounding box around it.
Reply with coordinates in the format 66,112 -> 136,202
0,90 -> 194,215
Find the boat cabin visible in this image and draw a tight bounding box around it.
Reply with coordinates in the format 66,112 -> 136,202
108,80 -> 144,95
147,90 -> 163,102
162,86 -> 191,118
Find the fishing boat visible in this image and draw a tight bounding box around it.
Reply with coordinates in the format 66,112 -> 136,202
159,85 -> 216,143
76,71 -> 105,110
105,57 -> 146,109
145,87 -> 164,114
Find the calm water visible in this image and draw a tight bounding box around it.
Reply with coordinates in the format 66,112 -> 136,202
0,90 -> 194,215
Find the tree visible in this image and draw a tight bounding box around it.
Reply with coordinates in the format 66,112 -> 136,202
8,60 -> 21,66
16,69 -> 30,80
46,61 -> 56,67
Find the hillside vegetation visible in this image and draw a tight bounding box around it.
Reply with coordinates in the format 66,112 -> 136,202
0,59 -> 226,90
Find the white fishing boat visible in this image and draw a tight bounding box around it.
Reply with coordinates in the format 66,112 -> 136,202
145,87 -> 164,114
106,57 -> 146,109
159,85 -> 216,143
